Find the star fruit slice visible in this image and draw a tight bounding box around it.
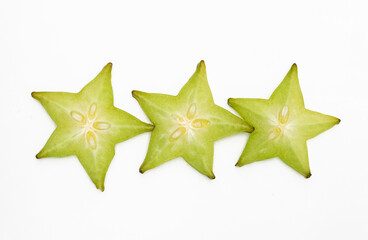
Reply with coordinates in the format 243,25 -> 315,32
132,60 -> 253,178
32,63 -> 153,191
228,64 -> 340,178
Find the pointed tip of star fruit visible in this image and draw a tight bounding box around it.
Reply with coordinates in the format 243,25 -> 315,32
198,59 -> 205,66
196,60 -> 206,72
96,184 -> 105,192
146,124 -> 155,131
105,62 -> 113,69
132,90 -> 143,99
35,151 -> 45,159
98,63 -> 113,76
227,98 -> 237,106
208,172 -> 216,179
235,157 -> 252,167
290,63 -> 298,74
139,167 -> 145,174
247,125 -> 255,132
329,116 -> 341,126
235,159 -> 244,167
31,91 -> 41,100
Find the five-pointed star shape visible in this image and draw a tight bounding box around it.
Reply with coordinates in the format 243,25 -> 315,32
132,60 -> 253,178
32,63 -> 153,191
228,64 -> 340,178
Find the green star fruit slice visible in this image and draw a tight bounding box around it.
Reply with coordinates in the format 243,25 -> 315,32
32,63 -> 153,191
132,60 -> 253,178
228,64 -> 340,178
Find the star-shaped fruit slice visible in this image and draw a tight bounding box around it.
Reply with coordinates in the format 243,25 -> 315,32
132,60 -> 253,178
32,63 -> 153,191
228,64 -> 340,178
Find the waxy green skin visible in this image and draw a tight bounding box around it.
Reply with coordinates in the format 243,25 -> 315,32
133,61 -> 253,178
228,64 -> 340,178
32,63 -> 153,191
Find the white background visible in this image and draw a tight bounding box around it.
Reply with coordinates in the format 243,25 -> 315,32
0,0 -> 367,239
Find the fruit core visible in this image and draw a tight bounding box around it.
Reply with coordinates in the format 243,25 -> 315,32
169,103 -> 210,141
269,105 -> 290,140
70,103 -> 111,149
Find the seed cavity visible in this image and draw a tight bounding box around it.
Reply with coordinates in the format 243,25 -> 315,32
86,131 -> 97,149
169,127 -> 186,142
93,121 -> 111,130
187,103 -> 196,120
88,103 -> 97,119
279,105 -> 289,124
71,111 -> 86,124
269,126 -> 282,140
191,119 -> 210,128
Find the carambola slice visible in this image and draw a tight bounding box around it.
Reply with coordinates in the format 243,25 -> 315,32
133,60 -> 253,178
228,64 -> 340,177
32,63 -> 153,191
